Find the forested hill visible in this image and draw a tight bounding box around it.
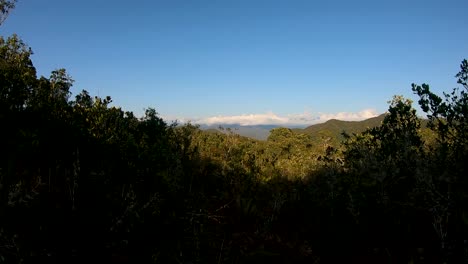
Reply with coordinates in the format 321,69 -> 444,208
303,114 -> 386,135
291,114 -> 434,146
200,116 -> 386,141
2,4 -> 468,262
201,124 -> 277,140
203,114 -> 432,145
292,114 -> 386,144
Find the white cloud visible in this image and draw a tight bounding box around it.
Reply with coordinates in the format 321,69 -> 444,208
166,109 -> 380,126
317,109 -> 379,122
202,112 -> 289,126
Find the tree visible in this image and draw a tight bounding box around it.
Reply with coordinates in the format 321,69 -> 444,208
0,34 -> 36,112
412,59 -> 468,257
0,0 -> 16,25
412,59 -> 468,163
340,95 -> 425,248
0,35 -> 37,224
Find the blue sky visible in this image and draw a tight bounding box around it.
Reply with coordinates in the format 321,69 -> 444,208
1,0 -> 467,125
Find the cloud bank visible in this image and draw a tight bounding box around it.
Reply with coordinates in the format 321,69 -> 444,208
170,109 -> 380,126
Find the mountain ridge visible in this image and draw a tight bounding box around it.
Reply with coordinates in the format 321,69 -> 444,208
200,114 -> 387,141
292,114 -> 387,145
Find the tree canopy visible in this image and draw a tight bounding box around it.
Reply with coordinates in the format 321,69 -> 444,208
1,6 -> 467,263
0,0 -> 16,25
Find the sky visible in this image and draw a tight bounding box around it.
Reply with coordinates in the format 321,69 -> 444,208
1,0 -> 467,126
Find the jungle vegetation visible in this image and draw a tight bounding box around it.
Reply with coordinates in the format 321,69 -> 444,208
1,4 -> 468,263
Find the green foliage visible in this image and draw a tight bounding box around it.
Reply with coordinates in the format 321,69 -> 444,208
411,60 -> 468,255
296,114 -> 386,146
342,96 -> 425,214
0,0 -> 15,25
412,60 -> 468,155
1,26 -> 468,262
0,34 -> 36,112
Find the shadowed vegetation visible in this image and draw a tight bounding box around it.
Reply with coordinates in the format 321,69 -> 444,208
1,19 -> 468,264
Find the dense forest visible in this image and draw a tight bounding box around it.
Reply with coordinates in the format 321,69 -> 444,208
1,2 -> 468,263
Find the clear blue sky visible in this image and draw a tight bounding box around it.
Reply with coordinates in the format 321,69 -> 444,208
1,0 -> 467,124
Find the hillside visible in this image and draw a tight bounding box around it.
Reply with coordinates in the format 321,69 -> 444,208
293,114 -> 434,147
201,124 -> 278,140
199,116 -> 387,141
200,114 -> 434,145
289,114 -> 385,145
200,114 -> 387,142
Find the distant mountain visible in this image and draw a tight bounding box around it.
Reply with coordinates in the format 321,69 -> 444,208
198,115 -> 386,141
199,114 -> 433,143
302,114 -> 386,134
293,114 -> 434,146
200,124 -> 279,140
292,114 -> 387,145
199,116 -> 386,141
203,128 -> 223,134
